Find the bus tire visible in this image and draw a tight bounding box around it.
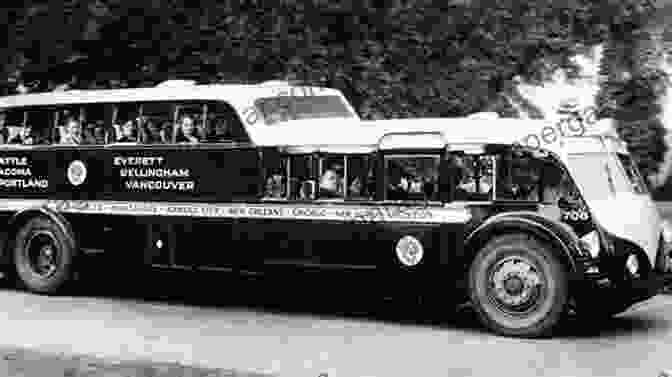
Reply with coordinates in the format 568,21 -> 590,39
468,233 -> 569,338
13,216 -> 76,294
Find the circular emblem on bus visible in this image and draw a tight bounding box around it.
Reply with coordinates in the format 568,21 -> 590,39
67,160 -> 87,186
396,235 -> 424,267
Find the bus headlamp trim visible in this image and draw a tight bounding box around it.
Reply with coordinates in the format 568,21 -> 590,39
625,253 -> 639,277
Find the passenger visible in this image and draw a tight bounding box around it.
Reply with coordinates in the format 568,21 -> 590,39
541,164 -> 572,204
348,177 -> 364,198
175,115 -> 199,144
265,173 -> 285,198
92,125 -> 107,144
10,124 -> 36,145
160,121 -> 172,143
205,119 -> 234,142
319,164 -> 344,198
83,123 -> 98,144
448,155 -> 470,200
117,120 -> 138,142
0,112 -> 9,144
60,118 -> 84,145
143,120 -> 164,144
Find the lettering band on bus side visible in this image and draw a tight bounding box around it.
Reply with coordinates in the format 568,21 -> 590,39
0,199 -> 473,224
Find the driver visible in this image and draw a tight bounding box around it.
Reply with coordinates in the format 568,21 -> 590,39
541,164 -> 572,204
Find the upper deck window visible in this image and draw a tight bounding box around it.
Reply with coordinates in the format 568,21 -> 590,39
255,95 -> 354,125
140,102 -> 174,144
174,101 -> 249,144
113,103 -> 141,143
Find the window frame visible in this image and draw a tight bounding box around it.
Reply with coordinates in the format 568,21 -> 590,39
382,153 -> 442,203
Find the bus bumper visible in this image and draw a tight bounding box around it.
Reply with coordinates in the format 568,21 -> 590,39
576,270 -> 666,312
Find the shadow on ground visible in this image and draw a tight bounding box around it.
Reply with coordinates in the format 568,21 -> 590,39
12,255 -> 660,340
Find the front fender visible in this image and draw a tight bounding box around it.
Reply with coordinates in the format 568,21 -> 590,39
464,212 -> 583,279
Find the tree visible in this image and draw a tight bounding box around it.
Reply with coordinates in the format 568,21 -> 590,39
0,0 -> 659,121
595,18 -> 669,186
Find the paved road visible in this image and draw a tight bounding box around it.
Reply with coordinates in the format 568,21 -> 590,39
4,202 -> 672,377
0,268 -> 671,377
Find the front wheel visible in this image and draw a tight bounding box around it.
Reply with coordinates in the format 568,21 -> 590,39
468,234 -> 569,338
13,216 -> 76,294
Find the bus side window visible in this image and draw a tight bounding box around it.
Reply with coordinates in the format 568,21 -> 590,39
262,150 -> 286,199
82,104 -> 113,144
455,154 -> 493,201
3,109 -> 25,144
385,155 -> 440,201
289,155 -> 315,200
174,102 -> 205,143
345,155 -> 373,201
204,101 -> 250,143
54,105 -> 82,144
140,102 -> 174,144
497,151 -> 542,201
21,107 -> 54,145
113,103 -> 142,143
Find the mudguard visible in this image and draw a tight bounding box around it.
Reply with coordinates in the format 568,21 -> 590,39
464,211 -> 584,280
1,206 -> 78,266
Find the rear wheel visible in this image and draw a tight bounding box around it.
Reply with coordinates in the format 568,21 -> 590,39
13,216 -> 76,294
468,233 -> 569,338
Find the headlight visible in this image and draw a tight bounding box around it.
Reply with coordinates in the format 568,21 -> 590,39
662,220 -> 672,244
626,254 -> 640,277
580,231 -> 600,258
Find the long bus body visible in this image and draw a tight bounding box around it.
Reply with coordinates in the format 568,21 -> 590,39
0,81 -> 667,338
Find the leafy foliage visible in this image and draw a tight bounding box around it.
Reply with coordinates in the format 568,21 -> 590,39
595,23 -> 669,185
0,1 -> 657,112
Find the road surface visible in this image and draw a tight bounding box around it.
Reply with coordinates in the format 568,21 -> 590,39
0,268 -> 670,377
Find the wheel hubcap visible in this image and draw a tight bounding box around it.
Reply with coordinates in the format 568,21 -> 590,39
489,257 -> 544,313
26,232 -> 59,278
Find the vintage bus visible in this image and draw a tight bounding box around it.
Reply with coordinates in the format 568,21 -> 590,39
0,81 -> 666,338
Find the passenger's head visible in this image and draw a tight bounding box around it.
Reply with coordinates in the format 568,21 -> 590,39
180,115 -> 195,136
66,118 -> 81,138
93,126 -> 106,143
121,120 -> 136,139
147,120 -> 161,135
320,168 -> 342,193
212,120 -> 230,138
349,177 -> 363,196
20,124 -> 32,138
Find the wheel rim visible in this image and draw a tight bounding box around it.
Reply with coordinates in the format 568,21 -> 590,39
25,231 -> 60,278
486,256 -> 546,316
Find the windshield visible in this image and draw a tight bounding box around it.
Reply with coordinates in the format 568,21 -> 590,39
255,95 -> 355,125
566,152 -> 633,200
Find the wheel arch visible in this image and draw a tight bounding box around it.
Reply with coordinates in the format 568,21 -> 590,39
2,207 -> 78,266
464,214 -> 581,279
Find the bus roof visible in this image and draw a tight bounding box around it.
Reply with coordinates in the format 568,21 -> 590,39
253,116 -> 625,155
0,81 -> 353,117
